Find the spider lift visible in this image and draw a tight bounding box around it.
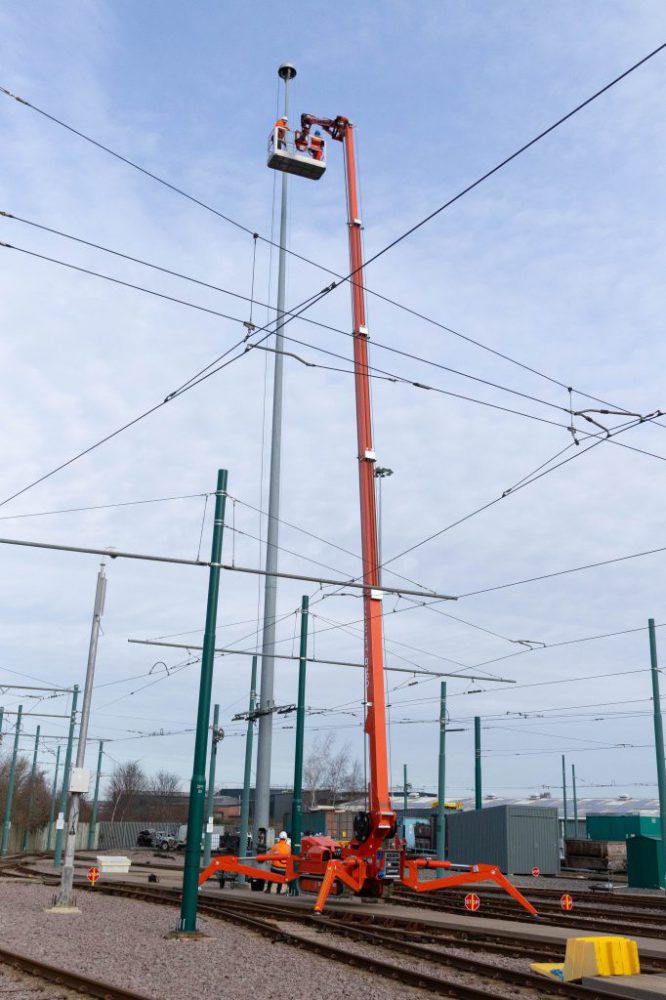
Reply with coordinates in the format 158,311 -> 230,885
199,111 -> 538,919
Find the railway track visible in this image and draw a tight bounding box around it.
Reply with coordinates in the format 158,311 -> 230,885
4,858 -> 665,998
82,881 -> 661,1000
389,886 -> 666,937
463,882 -> 665,911
0,943 -> 154,1000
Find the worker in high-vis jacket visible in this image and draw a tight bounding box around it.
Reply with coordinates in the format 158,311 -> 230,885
264,831 -> 291,893
274,117 -> 288,150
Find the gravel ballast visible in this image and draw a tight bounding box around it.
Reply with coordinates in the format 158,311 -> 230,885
0,881 -> 445,1000
0,961 -> 83,999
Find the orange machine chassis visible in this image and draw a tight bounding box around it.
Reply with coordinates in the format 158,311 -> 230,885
199,851 -> 537,917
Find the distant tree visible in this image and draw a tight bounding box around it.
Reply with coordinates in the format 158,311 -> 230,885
0,753 -> 51,837
303,734 -> 363,808
148,770 -> 183,822
109,761 -> 147,821
325,742 -> 351,806
303,732 -> 335,808
343,759 -> 364,798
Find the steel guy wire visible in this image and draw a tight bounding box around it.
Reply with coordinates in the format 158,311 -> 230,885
0,492 -> 209,522
195,493 -> 209,562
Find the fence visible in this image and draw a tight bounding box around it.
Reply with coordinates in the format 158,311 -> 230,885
7,822 -> 95,853
97,821 -> 180,850
6,820 -> 183,853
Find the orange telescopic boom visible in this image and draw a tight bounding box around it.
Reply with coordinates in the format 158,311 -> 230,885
198,107 -> 538,920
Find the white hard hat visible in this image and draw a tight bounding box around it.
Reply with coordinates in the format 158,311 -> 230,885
279,831 -> 288,840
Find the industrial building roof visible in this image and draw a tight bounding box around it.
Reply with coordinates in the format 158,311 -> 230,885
342,793 -> 661,817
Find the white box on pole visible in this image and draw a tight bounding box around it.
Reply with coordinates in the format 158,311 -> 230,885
69,768 -> 91,794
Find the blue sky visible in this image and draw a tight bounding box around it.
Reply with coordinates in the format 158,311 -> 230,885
1,1 -> 666,806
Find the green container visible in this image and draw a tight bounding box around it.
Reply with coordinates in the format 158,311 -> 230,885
586,814 -> 661,842
300,811 -> 328,836
626,835 -> 665,889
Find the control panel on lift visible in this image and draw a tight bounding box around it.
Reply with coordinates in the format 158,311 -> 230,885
267,123 -> 326,180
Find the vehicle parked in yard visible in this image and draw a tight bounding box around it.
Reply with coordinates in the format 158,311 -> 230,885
136,828 -> 178,851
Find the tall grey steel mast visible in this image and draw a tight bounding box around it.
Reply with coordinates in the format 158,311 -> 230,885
254,62 -> 296,840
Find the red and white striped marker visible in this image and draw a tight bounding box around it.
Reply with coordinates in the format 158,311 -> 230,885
531,867 -> 540,877
464,892 -> 481,912
560,893 -> 574,911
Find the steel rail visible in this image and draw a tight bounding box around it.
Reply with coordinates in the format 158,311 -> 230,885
9,862 -> 666,991
0,944 -> 154,1000
465,881 -> 666,911
390,888 -> 666,937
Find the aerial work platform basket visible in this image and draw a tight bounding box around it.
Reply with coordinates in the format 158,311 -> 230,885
267,127 -> 326,180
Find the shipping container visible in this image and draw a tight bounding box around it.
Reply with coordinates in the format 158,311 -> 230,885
626,835 -> 665,889
446,805 -> 559,875
586,814 -> 661,842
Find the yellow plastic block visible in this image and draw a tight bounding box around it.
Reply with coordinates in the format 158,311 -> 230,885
563,937 -> 640,982
530,963 -> 565,981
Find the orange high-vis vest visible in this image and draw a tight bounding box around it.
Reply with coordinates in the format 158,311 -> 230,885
269,839 -> 291,869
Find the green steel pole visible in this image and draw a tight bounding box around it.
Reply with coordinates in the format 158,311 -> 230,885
572,763 -> 578,834
237,655 -> 257,886
47,745 -> 61,851
287,597 -> 309,898
54,685 -> 79,867
403,764 -> 409,836
1,705 -> 23,854
474,717 -> 482,810
648,618 -> 666,903
290,596 -> 309,859
203,704 -> 222,869
562,754 -> 568,841
22,725 -> 41,851
179,469 -> 228,933
87,740 -> 104,850
436,682 -> 447,860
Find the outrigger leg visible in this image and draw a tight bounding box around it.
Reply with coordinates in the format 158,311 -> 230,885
401,858 -> 538,917
314,858 -> 367,913
198,853 -> 298,892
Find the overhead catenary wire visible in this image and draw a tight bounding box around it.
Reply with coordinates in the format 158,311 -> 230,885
2,42 -> 666,507
4,231 -> 665,468
379,412 -> 661,571
3,41 -> 665,417
0,251 -> 342,508
7,213 -> 666,452
461,545 -> 666,599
